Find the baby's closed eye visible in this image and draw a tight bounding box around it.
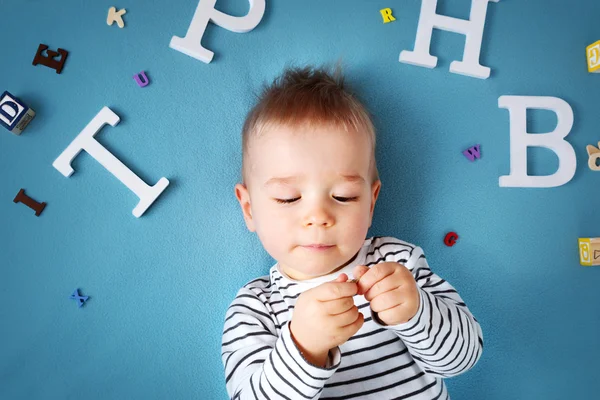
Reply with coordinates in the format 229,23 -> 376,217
273,196 -> 359,204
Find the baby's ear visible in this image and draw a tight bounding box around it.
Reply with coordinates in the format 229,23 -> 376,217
234,183 -> 255,232
368,180 -> 382,227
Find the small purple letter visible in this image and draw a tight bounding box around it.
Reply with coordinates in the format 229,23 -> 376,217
463,144 -> 481,162
133,71 -> 150,87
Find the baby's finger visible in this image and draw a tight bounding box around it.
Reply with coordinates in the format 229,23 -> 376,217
351,265 -> 370,283
331,306 -> 360,327
323,296 -> 355,315
356,263 -> 396,295
337,312 -> 364,338
370,287 -> 404,313
316,281 -> 358,301
364,274 -> 401,301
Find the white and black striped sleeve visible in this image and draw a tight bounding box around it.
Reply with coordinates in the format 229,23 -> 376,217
373,246 -> 484,379
222,288 -> 341,399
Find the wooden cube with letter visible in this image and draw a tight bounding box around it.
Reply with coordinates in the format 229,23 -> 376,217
0,91 -> 36,135
578,238 -> 600,266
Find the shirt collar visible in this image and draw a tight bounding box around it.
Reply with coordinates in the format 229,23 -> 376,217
275,241 -> 370,286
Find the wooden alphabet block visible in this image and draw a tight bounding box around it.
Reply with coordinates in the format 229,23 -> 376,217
0,91 -> 36,135
578,238 -> 600,266
587,41 -> 600,73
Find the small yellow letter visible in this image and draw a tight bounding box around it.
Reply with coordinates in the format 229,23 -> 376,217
380,8 -> 396,24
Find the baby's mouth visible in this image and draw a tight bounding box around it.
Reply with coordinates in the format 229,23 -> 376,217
302,244 -> 335,250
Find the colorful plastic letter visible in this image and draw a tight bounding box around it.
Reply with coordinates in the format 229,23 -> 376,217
463,144 -> 481,161
13,189 -> 46,216
586,142 -> 600,171
133,71 -> 150,87
32,44 -> 68,74
70,289 -> 89,308
107,7 -> 126,28
380,8 -> 396,23
444,232 -> 458,247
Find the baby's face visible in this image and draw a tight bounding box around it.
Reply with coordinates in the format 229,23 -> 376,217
235,123 -> 381,280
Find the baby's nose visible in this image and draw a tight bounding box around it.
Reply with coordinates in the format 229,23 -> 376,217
303,210 -> 334,227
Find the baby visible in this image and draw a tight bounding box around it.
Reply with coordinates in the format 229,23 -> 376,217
222,65 -> 483,399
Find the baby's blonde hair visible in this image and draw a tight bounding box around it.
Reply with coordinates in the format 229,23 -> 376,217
241,64 -> 379,185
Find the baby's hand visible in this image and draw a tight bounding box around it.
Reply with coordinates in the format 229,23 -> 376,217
353,262 -> 420,326
290,274 -> 364,367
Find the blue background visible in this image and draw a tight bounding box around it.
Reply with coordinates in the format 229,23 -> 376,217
2,0 -> 599,399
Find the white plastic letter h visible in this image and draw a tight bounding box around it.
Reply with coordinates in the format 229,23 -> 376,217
400,0 -> 499,79
53,107 -> 170,217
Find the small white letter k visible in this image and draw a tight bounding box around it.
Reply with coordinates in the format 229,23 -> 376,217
107,7 -> 126,28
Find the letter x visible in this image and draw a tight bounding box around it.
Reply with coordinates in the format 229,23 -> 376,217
70,289 -> 89,308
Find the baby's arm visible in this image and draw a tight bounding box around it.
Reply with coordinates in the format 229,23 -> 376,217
222,287 -> 338,400
374,246 -> 484,378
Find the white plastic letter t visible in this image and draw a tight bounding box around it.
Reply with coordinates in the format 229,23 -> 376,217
53,107 -> 170,217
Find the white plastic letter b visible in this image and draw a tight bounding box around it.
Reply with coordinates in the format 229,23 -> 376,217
400,0 -> 499,79
170,0 -> 266,63
498,96 -> 576,188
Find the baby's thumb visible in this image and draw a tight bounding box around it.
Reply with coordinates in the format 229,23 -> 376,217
334,273 -> 349,283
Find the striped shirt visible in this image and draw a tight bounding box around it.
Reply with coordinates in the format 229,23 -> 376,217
222,236 -> 483,399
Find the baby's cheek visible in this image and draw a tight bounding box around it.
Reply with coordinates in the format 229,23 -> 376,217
256,212 -> 292,255
255,227 -> 285,263
349,207 -> 371,231
338,214 -> 369,248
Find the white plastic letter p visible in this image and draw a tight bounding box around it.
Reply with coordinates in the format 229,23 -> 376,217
170,0 -> 266,63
